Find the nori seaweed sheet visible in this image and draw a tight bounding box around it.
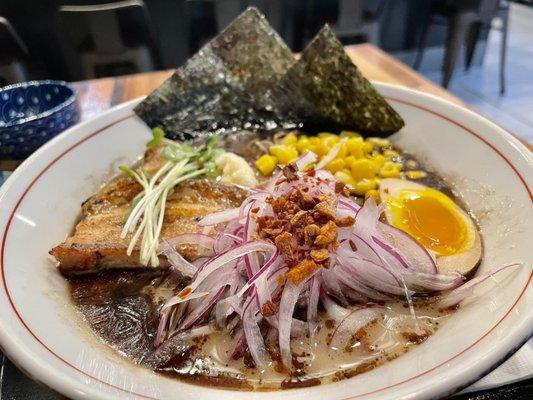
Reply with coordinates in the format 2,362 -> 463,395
270,25 -> 404,136
134,8 -> 404,141
134,7 -> 296,141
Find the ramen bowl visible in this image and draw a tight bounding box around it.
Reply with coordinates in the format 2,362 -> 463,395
0,83 -> 531,400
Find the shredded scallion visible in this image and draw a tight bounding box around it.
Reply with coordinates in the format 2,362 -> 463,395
120,128 -> 223,266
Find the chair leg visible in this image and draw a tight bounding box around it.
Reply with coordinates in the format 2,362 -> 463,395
442,11 -> 475,88
413,19 -> 431,70
465,21 -> 481,71
499,13 -> 509,95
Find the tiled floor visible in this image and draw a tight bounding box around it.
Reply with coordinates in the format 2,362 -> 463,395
422,3 -> 533,144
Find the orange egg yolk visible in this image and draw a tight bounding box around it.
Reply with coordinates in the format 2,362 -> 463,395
387,189 -> 468,256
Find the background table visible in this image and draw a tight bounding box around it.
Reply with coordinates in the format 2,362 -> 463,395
0,44 -> 531,399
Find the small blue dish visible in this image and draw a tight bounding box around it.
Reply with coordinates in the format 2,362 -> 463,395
0,80 -> 79,160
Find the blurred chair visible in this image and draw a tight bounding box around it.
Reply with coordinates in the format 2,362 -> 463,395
56,0 -> 162,80
304,0 -> 388,46
190,0 -> 285,34
0,17 -> 29,86
413,0 -> 509,94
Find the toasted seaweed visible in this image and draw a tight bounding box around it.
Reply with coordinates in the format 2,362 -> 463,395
270,25 -> 404,136
134,7 -> 296,141
135,8 -> 404,141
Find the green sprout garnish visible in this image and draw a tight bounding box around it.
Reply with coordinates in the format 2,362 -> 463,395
147,127 -> 165,148
120,129 -> 223,267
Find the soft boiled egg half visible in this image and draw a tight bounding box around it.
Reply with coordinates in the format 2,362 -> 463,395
379,178 -> 481,276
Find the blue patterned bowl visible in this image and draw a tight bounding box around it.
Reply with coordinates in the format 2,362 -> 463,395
0,81 -> 79,160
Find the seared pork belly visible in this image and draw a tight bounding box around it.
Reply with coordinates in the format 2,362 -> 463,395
50,173 -> 246,274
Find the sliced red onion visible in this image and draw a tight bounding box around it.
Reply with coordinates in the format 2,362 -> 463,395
163,290 -> 210,310
331,308 -> 382,349
184,241 -> 276,294
332,264 -> 393,301
214,295 -> 241,327
278,281 -> 305,367
154,307 -> 171,347
377,223 -> 437,274
354,197 -> 380,232
321,268 -> 350,305
336,258 -> 406,296
154,151 -> 511,370
230,330 -> 247,360
158,241 -> 198,278
294,151 -> 317,170
437,263 -> 522,308
316,139 -> 347,169
198,207 -> 241,226
238,251 -> 281,297
339,232 -> 383,265
403,271 -> 465,292
372,236 -> 410,270
307,276 -> 321,337
180,286 -> 227,330
321,294 -> 382,347
242,301 -> 269,368
338,197 -> 361,214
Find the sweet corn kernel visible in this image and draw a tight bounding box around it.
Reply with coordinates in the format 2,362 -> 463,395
384,149 -> 399,159
372,154 -> 386,168
379,161 -> 402,178
325,158 -> 345,173
255,154 -> 278,175
334,170 -> 357,188
344,155 -> 357,169
337,142 -> 348,159
405,170 -> 428,180
340,130 -> 361,138
362,141 -> 374,154
350,158 -> 377,181
303,162 -> 316,172
368,137 -> 391,148
346,137 -> 365,158
318,132 -> 337,138
305,137 -> 322,156
269,144 -> 298,165
322,135 -> 340,149
365,189 -> 380,203
352,178 -> 378,196
315,138 -> 330,156
282,132 -> 298,146
296,136 -> 310,152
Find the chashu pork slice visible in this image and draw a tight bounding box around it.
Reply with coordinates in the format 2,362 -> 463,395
50,155 -> 247,274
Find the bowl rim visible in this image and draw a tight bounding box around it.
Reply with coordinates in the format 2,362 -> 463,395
0,80 -> 78,128
0,83 -> 531,400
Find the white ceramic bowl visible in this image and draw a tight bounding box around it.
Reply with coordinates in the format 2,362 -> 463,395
0,83 -> 531,400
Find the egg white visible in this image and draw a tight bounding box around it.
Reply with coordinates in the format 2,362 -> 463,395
379,178 -> 481,276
